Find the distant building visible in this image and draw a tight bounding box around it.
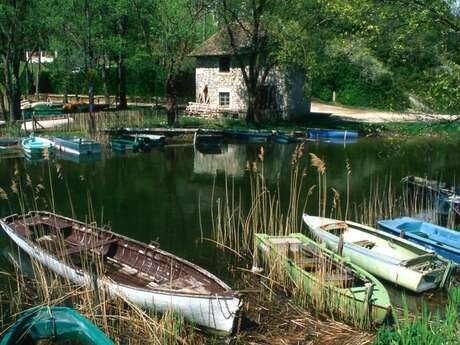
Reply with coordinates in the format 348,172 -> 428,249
188,28 -> 309,120
26,51 -> 56,64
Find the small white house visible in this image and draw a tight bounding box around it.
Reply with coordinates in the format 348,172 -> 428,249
26,51 -> 56,64
189,28 -> 309,120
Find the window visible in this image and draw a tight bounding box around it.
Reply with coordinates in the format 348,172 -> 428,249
219,57 -> 231,72
219,92 -> 230,107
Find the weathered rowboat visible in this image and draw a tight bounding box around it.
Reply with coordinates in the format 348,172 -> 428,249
271,131 -> 301,144
255,233 -> 392,324
307,128 -> 358,140
402,176 -> 460,216
21,136 -> 53,156
110,135 -> 165,153
0,212 -> 241,334
303,214 -> 455,293
109,138 -> 140,152
378,217 -> 460,265
225,129 -> 272,142
53,137 -> 101,156
0,306 -> 113,345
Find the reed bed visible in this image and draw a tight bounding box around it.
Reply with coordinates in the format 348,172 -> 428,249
0,248 -> 206,345
209,143 -> 460,341
0,164 -> 211,345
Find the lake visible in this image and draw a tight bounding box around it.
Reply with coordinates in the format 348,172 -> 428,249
0,136 -> 459,310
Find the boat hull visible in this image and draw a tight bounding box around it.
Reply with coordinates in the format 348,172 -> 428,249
255,233 -> 392,324
53,137 -> 101,156
378,217 -> 460,265
0,220 -> 240,335
303,215 -> 451,293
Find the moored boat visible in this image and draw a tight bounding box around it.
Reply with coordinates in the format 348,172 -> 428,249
0,306 -> 113,345
225,129 -> 272,142
53,137 -> 101,156
110,135 -> 165,153
0,211 -> 241,334
255,233 -> 392,324
271,131 -> 301,144
307,128 -> 358,140
378,217 -> 460,265
402,176 -> 460,216
21,136 -> 53,156
303,214 -> 455,293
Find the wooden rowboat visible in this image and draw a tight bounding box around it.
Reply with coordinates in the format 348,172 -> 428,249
303,214 -> 455,293
0,212 -> 241,335
255,233 -> 392,324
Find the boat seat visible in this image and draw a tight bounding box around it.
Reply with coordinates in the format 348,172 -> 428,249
353,240 -> 375,249
58,238 -> 118,257
296,258 -> 321,270
317,273 -> 353,283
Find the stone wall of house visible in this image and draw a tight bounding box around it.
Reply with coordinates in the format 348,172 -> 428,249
195,56 -> 309,119
195,56 -> 247,114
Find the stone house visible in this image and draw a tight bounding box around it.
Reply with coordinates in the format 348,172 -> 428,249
189,29 -> 309,120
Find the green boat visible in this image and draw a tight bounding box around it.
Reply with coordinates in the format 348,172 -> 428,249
110,134 -> 165,153
255,233 -> 392,325
0,306 -> 113,345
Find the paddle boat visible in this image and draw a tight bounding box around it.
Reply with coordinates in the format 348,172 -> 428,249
255,233 -> 392,324
53,137 -> 101,156
378,217 -> 460,265
303,214 -> 455,293
21,136 -> 53,157
0,306 -> 113,345
0,211 -> 241,335
307,128 -> 358,140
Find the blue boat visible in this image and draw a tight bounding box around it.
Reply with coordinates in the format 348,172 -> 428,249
308,128 -> 358,140
0,306 -> 113,345
53,137 -> 101,156
378,217 -> 460,265
21,136 -> 53,157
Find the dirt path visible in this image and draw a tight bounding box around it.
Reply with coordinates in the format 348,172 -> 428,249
311,101 -> 459,123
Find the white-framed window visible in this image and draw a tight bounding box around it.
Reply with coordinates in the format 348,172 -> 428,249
219,92 -> 230,107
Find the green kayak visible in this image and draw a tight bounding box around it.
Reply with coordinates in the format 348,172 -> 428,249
255,233 -> 392,325
0,306 -> 113,345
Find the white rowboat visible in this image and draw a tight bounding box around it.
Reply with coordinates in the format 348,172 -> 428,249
303,214 -> 454,293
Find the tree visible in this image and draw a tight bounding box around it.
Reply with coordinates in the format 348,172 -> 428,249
214,0 -> 282,123
133,0 -> 207,125
0,0 -> 45,121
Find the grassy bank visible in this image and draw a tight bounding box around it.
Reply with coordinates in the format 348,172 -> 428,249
2,108 -> 459,140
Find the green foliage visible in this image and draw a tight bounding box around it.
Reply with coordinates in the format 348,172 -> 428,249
373,288 -> 460,345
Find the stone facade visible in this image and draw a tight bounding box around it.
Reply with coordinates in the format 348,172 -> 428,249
194,56 -> 309,120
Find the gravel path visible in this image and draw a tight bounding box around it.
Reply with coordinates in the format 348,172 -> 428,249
311,101 -> 459,123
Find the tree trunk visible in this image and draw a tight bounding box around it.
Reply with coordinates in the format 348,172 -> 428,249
117,53 -> 127,109
9,59 -> 22,121
101,56 -> 110,105
0,90 -> 7,121
166,74 -> 178,126
88,82 -> 96,135
35,49 -> 41,96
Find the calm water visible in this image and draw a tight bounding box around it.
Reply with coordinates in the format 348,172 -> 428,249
0,136 -> 459,309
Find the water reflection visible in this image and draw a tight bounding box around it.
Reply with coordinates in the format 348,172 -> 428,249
0,137 -> 459,312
